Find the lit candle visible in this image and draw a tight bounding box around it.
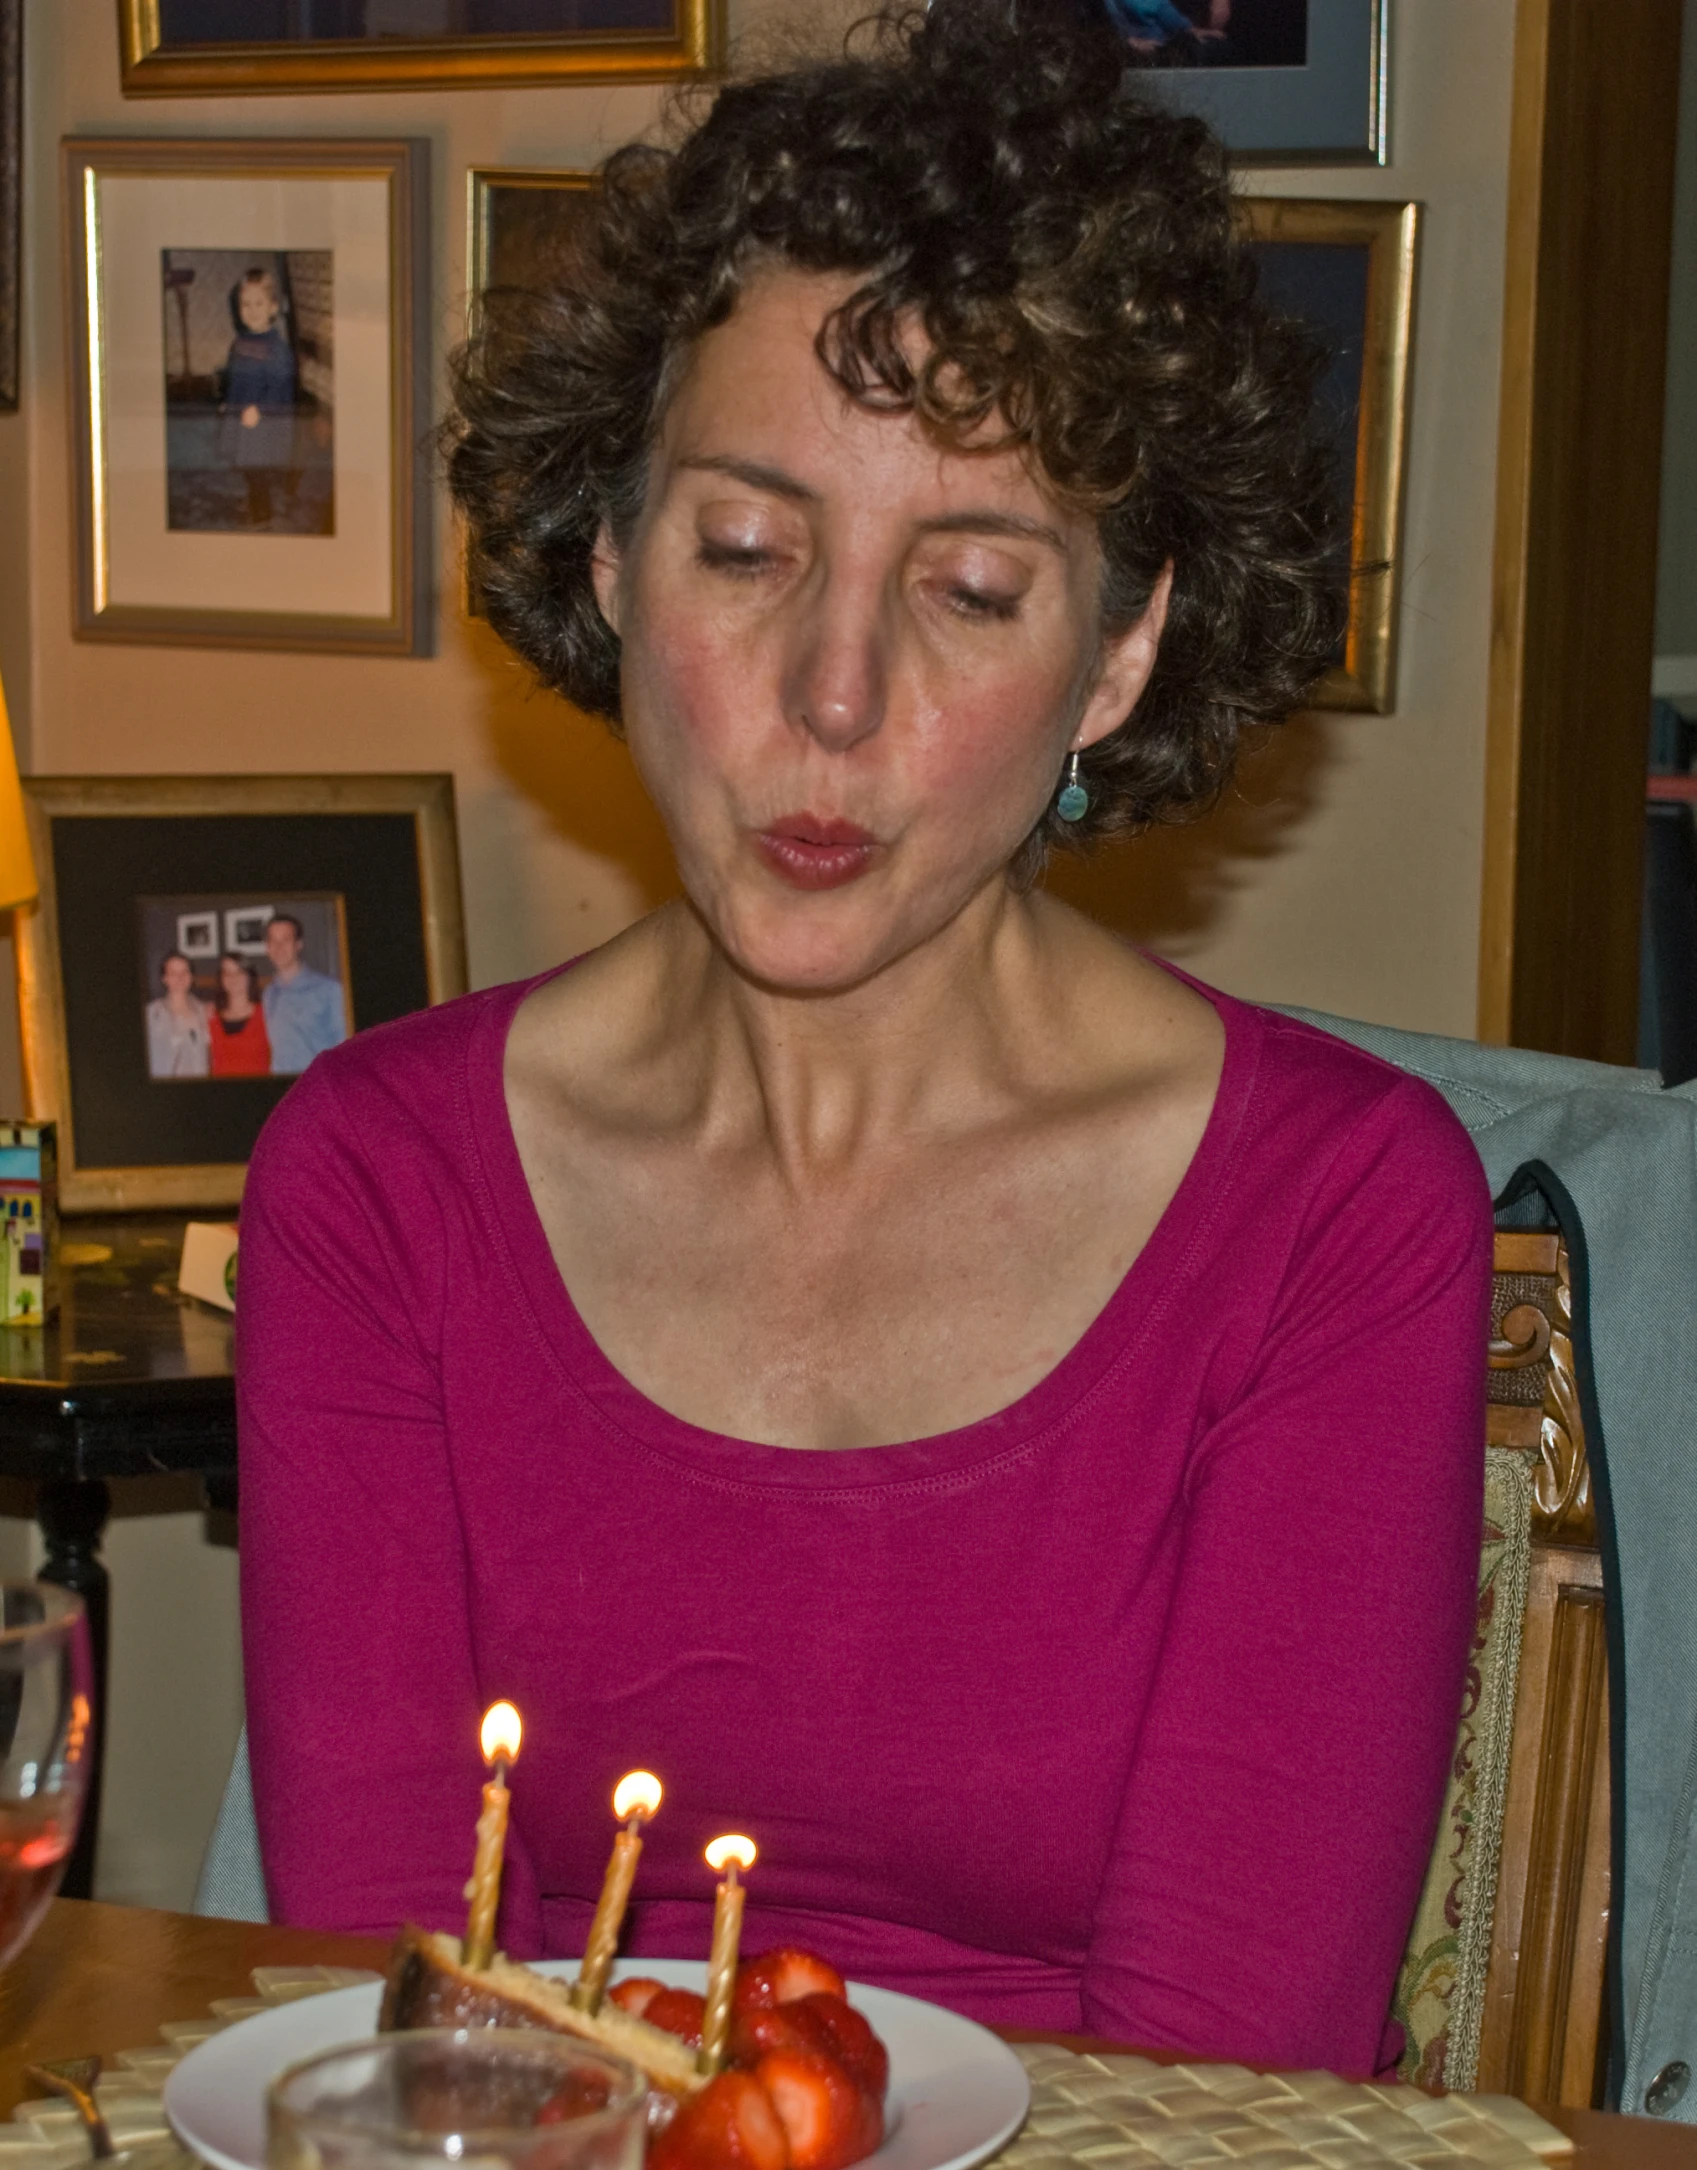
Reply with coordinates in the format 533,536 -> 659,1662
462,1701 -> 522,1971
572,1769 -> 664,2013
698,1833 -> 757,2075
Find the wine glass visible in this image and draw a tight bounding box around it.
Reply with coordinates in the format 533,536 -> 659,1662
0,1581 -> 92,1967
268,2033 -> 648,2170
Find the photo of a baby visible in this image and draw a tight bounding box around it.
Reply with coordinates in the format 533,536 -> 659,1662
160,247 -> 334,536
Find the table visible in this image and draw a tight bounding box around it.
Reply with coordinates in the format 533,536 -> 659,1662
0,1903 -> 1691,2170
0,1222 -> 237,1898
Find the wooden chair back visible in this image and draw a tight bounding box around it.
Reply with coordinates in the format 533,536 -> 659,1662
1476,1229 -> 1610,2105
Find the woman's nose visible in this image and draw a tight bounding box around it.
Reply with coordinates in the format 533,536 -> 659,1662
780,583 -> 889,752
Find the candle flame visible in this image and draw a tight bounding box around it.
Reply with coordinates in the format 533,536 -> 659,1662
613,1770 -> 663,1822
480,1701 -> 523,1765
705,1833 -> 757,1873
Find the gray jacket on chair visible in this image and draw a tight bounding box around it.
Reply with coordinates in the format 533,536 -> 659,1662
1288,1007 -> 1697,2121
200,1005 -> 1697,2119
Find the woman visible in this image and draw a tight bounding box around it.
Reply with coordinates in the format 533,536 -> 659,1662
239,0 -> 1490,2076
145,952 -> 209,1079
208,953 -> 271,1078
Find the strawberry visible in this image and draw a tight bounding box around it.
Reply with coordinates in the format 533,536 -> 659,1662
733,1949 -> 849,2012
649,2072 -> 791,2170
643,1986 -> 709,2049
751,2049 -> 882,2170
789,1995 -> 889,2103
534,2072 -> 613,2124
607,1977 -> 666,2017
728,2001 -> 837,2069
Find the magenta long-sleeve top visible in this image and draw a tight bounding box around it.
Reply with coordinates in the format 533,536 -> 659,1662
237,969 -> 1492,2077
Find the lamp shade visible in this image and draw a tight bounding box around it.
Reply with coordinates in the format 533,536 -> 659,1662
0,668 -> 36,914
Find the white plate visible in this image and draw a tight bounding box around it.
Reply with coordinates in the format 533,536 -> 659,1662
164,1955 -> 1030,2170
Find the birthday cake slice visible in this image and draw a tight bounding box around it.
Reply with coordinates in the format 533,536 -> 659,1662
379,1925 -> 708,2096
401,1735 -> 886,2167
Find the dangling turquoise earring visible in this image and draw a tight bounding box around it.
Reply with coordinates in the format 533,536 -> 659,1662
1056,751 -> 1090,823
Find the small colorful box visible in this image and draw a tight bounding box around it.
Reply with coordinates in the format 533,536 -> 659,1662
0,1121 -> 58,1325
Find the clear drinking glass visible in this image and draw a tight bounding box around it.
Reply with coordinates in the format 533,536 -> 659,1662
0,1580 -> 92,1968
267,2033 -> 649,2170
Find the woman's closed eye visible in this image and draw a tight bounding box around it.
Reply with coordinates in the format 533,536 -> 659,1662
693,499 -> 803,581
919,541 -> 1033,626
696,538 -> 784,577
941,582 -> 1022,623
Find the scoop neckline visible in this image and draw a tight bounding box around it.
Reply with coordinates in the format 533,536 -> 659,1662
466,957 -> 1263,1491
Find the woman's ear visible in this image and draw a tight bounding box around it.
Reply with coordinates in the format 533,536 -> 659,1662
1074,561 -> 1174,751
590,523 -> 623,636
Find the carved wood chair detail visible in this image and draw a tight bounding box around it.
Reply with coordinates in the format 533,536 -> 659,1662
1477,1231 -> 1610,2106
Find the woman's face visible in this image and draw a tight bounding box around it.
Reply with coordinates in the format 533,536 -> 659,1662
220,956 -> 249,1002
593,268 -> 1165,994
162,956 -> 192,999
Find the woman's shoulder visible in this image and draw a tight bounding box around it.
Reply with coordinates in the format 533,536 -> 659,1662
247,975 -> 538,1189
1217,989 -> 1491,1218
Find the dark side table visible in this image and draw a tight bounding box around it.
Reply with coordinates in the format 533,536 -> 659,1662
0,1216 -> 236,1898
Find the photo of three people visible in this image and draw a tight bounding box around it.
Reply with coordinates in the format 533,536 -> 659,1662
141,895 -> 351,1082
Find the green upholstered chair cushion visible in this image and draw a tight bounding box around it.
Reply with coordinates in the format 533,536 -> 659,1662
1391,1449 -> 1534,2089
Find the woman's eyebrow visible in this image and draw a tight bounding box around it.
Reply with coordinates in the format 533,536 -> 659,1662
678,456 -> 1066,553
678,454 -> 819,501
918,509 -> 1067,553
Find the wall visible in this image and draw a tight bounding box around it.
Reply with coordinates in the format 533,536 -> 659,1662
0,0 -> 1521,1907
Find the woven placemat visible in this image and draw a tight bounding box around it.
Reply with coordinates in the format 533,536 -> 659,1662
4,1976 -> 1574,2170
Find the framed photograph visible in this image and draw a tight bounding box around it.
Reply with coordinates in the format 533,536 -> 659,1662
15,775 -> 467,1213
1129,0 -> 1388,165
117,0 -> 722,96
463,168 -> 594,616
468,166 -> 593,313
1,0 -> 18,412
1241,196 -> 1419,714
63,137 -> 429,655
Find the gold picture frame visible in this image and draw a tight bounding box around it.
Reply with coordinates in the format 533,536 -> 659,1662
1239,197 -> 1421,715
462,168 -> 594,618
468,166 -> 594,317
118,0 -> 721,95
16,774 -> 467,1213
63,136 -> 430,656
1,0 -> 19,413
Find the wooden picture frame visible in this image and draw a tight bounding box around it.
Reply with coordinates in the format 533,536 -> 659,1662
462,168 -> 594,618
117,0 -> 721,96
15,774 -> 467,1213
63,136 -> 430,656
0,0 -> 19,412
1241,196 -> 1420,715
467,166 -> 594,317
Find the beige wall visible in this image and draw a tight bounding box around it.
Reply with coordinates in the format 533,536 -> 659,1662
0,0 -> 1519,1908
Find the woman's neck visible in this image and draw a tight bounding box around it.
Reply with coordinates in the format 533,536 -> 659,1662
642,883 -> 1097,1177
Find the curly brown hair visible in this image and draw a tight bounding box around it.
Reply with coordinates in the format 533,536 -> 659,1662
446,0 -> 1347,859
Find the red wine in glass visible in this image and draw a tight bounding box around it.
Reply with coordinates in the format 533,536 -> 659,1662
0,1584 -> 92,1969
